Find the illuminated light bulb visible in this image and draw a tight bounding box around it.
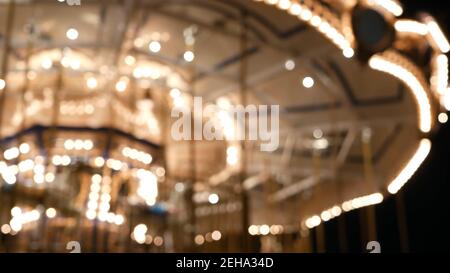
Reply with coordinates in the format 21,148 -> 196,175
341,193 -> 384,212
259,224 -> 270,235
331,206 -> 342,217
99,202 -> 110,212
115,214 -> 125,226
318,22 -> 331,34
343,47 -> 355,58
269,225 -> 277,235
86,77 -> 98,89
320,211 -> 332,222
115,79 -> 128,93
18,160 -> 34,172
142,154 -> 153,165
109,159 -> 122,171
248,225 -> 259,236
288,2 -> 302,16
313,129 -> 323,139
133,67 -> 143,78
1,224 -> 11,235
313,138 -> 329,150
64,139 -> 75,150
86,210 -> 96,220
424,17 -> 450,53
83,139 -> 94,150
91,174 -> 102,184
45,172 -> 55,183
310,15 -> 322,27
211,230 -> 222,241
66,28 -> 79,40
0,79 -> 5,90
4,147 -> 20,160
175,182 -> 185,192
9,165 -> 19,175
308,215 -> 322,228
97,212 -> 108,222
388,139 -> 431,194
87,200 -> 98,210
100,193 -> 111,203
94,157 -> 105,167
183,51 -> 195,62
145,235 -> 153,245
90,183 -> 101,193
443,89 -> 450,111
46,208 -> 57,218
170,88 -> 181,99
11,207 -> 22,217
134,224 -> 148,235
30,210 -> 41,221
155,167 -> 165,177
73,139 -> 83,150
41,58 -> 53,70
342,201 -> 352,212
19,143 -> 30,154
302,76 -> 314,88
277,0 -> 291,10
265,0 -> 278,5
149,41 -> 162,53
369,0 -> 403,17
70,59 -> 81,70
34,173 -> 45,184
61,155 -> 71,166
125,55 -> 136,66
4,174 -> 17,185
153,236 -> 163,246
285,59 -> 296,71
435,54 -> 448,95
89,192 -> 99,202
194,234 -> 205,245
208,193 -> 219,205
107,212 -> 116,224
101,184 -> 111,194
122,147 -> 131,157
299,9 -> 312,21
394,20 -> 428,36
438,113 -> 448,124
9,218 -> 22,232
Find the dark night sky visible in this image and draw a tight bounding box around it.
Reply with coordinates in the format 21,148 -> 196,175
319,1 -> 450,253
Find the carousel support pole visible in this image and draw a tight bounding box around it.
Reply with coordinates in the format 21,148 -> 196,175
239,10 -> 250,253
315,225 -> 326,253
312,149 -> 326,253
338,216 -> 348,253
396,191 -> 410,252
361,128 -> 377,246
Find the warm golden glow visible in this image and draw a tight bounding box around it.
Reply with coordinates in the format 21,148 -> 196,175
369,53 -> 433,133
388,139 -> 432,194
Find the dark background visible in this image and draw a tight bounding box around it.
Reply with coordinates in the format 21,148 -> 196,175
316,0 -> 450,253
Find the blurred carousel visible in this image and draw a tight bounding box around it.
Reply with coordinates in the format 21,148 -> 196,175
0,0 -> 449,253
